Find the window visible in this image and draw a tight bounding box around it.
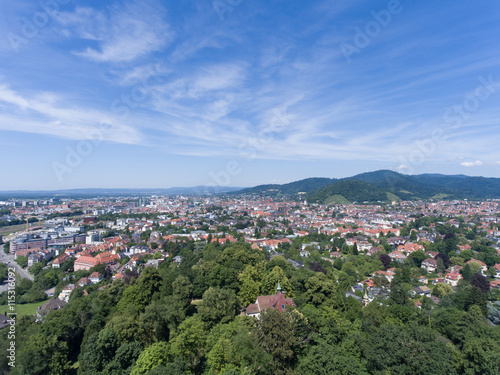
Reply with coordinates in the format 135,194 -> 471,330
282,304 -> 285,309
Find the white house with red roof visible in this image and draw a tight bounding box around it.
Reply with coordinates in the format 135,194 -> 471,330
421,258 -> 437,273
445,272 -> 462,287
245,283 -> 295,318
388,250 -> 406,262
397,243 -> 424,254
89,272 -> 104,284
490,279 -> 500,289
52,253 -> 70,268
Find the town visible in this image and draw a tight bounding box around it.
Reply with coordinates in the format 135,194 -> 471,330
1,194 -> 499,373
1,195 -> 499,308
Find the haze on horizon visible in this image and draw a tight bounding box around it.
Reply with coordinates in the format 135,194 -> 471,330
1,0 -> 500,190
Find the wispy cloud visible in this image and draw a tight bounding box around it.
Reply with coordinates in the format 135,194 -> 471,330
0,83 -> 141,144
59,1 -> 172,63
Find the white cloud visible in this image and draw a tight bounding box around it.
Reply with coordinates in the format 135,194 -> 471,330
55,7 -> 107,40
0,83 -> 141,144
61,2 -> 172,63
111,63 -> 169,86
461,160 -> 483,167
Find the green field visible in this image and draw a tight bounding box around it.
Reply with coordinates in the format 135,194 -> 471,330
431,193 -> 449,199
0,300 -> 47,316
386,192 -> 401,202
0,224 -> 27,236
325,194 -> 350,204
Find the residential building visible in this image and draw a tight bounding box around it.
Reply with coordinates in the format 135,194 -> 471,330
245,283 -> 295,318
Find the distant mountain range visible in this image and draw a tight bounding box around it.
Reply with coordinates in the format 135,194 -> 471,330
233,170 -> 500,203
0,186 -> 243,199
2,170 -> 500,202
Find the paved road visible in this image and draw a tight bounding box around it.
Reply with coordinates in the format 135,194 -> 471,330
0,244 -> 34,293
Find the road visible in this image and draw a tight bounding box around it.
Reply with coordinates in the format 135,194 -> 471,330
0,244 -> 34,293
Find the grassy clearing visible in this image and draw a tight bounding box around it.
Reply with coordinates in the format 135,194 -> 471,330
431,193 -> 449,199
325,194 -> 350,204
0,224 -> 27,236
0,300 -> 47,316
386,192 -> 401,202
399,190 -> 412,194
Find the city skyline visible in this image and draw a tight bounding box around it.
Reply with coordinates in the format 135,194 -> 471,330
1,1 -> 500,190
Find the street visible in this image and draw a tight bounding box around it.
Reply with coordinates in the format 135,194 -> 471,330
0,244 -> 34,294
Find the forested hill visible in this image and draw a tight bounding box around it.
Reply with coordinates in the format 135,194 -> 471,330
5,240 -> 500,374
306,180 -> 390,204
234,177 -> 336,196
235,170 -> 500,202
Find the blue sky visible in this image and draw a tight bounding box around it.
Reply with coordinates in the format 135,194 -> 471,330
1,0 -> 500,190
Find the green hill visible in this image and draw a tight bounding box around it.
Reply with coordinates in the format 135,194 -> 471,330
234,177 -> 336,195
232,170 -> 500,201
307,180 -> 390,204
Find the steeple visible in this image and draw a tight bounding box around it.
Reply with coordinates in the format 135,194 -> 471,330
277,281 -> 281,292
363,289 -> 369,305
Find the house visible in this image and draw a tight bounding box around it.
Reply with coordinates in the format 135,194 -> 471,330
388,250 -> 406,262
299,249 -> 310,257
95,251 -> 120,265
366,247 -> 382,256
0,314 -> 9,330
77,277 -> 91,287
490,280 -> 500,289
245,283 -> 295,318
74,255 -> 99,271
421,258 -> 437,273
113,272 -> 125,281
466,259 -> 488,274
358,241 -> 373,252
52,253 -> 70,268
89,272 -> 104,284
387,237 -> 406,246
417,276 -> 428,285
493,264 -> 500,279
425,251 -> 438,259
373,270 -> 395,282
301,242 -> 319,251
413,286 -> 431,296
361,279 -> 375,288
288,259 -> 304,269
458,244 -> 472,252
145,259 -> 163,269
58,284 -> 76,302
27,253 -> 44,267
251,243 -> 261,251
44,287 -> 56,297
445,272 -> 462,287
36,298 -> 66,321
397,243 -> 424,254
